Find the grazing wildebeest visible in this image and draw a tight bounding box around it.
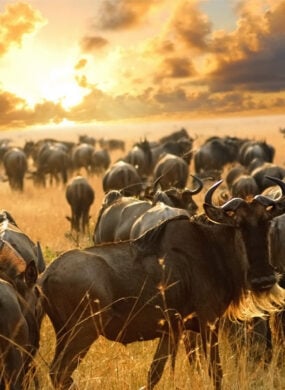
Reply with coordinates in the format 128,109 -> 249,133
91,149 -> 111,175
65,176 -> 95,234
230,174 -> 259,199
0,240 -> 40,389
39,177 -> 285,390
153,153 -> 189,190
251,162 -> 285,192
102,160 -> 143,196
32,143 -> 71,187
71,143 -> 95,175
3,147 -> 28,191
98,138 -> 125,152
238,140 -> 275,167
194,136 -> 246,177
123,139 -> 153,178
0,210 -> 46,274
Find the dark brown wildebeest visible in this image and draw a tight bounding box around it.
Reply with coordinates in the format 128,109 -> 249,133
123,139 -> 153,179
32,143 -> 71,187
71,143 -> 95,175
251,162 -> 285,193
238,140 -> 275,167
93,194 -> 152,243
98,138 -> 125,152
3,147 -> 28,191
94,177 -> 202,244
91,149 -> 111,175
65,176 -> 95,234
0,209 -> 46,274
39,177 -> 285,390
194,136 -> 247,178
102,160 -> 143,196
153,153 -> 189,190
0,239 -> 40,389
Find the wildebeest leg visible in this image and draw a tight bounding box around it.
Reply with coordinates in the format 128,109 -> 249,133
146,331 -> 179,389
50,324 -> 98,390
200,320 -> 222,390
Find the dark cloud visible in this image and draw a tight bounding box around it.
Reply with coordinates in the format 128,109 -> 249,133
80,35 -> 109,52
91,0 -> 162,30
0,2 -> 45,56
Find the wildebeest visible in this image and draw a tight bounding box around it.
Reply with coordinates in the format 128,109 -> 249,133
238,140 -> 275,167
71,143 -> 95,175
0,210 -> 46,274
93,194 -> 152,243
65,176 -> 95,234
32,142 -> 71,187
94,176 -> 202,244
123,139 -> 153,178
102,160 -> 143,196
3,147 -> 28,191
194,136 -> 246,177
153,153 -> 190,190
91,149 -> 111,175
98,138 -> 125,152
251,162 -> 285,192
0,240 -> 40,389
39,177 -> 285,390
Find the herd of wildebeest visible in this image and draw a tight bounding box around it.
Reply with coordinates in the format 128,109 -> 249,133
2,127 -> 285,389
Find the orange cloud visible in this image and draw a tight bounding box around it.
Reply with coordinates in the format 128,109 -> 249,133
74,58 -> 88,70
203,0 -> 285,93
80,35 -> 109,52
0,2 -> 46,56
169,0 -> 212,52
0,90 -> 65,127
91,0 -> 163,30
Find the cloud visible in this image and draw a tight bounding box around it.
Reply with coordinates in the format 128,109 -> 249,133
169,0 -> 212,52
0,2 -> 46,56
91,0 -> 163,30
80,35 -> 109,52
156,57 -> 197,80
204,0 -> 285,93
0,90 -> 65,127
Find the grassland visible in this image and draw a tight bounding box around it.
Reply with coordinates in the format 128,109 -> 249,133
1,119 -> 285,389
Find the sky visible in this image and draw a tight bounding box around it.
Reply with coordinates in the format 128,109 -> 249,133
0,0 -> 285,130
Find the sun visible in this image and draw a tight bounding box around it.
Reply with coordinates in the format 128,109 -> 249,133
40,66 -> 87,109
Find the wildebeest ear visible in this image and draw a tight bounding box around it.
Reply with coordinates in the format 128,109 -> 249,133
203,203 -> 236,226
25,260 -> 38,287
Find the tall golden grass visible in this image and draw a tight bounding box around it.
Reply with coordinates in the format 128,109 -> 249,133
1,125 -> 285,389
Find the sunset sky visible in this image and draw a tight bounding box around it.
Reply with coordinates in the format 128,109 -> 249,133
0,0 -> 285,130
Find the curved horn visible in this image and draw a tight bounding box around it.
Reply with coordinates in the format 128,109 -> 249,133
221,197 -> 246,211
204,179 -> 223,205
186,175 -> 203,195
266,176 -> 285,196
204,179 -> 245,210
254,176 -> 285,206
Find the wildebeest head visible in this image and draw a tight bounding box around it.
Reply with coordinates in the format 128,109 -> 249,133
203,176 -> 285,293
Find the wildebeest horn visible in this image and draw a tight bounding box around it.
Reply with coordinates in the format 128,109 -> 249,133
266,176 -> 285,195
204,179 -> 245,210
204,180 -> 223,205
186,175 -> 203,195
254,176 -> 285,206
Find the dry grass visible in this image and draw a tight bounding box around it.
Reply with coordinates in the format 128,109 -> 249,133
1,123 -> 285,389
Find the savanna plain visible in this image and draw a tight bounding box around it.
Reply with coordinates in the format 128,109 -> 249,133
2,117 -> 285,389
